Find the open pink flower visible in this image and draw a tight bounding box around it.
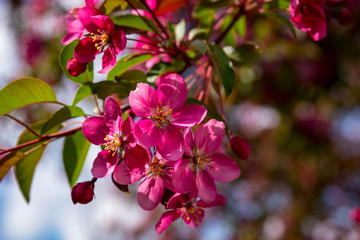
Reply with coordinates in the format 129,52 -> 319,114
82,97 -> 136,178
113,145 -> 176,210
74,11 -> 127,73
129,73 -> 207,160
172,119 -> 241,202
156,192 -> 226,234
290,0 -> 327,41
61,0 -> 101,45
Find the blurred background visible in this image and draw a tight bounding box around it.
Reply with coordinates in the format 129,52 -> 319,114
1,0 -> 360,239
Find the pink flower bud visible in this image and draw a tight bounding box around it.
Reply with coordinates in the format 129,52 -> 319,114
350,207 -> 360,222
230,136 -> 250,160
67,58 -> 87,77
71,180 -> 95,204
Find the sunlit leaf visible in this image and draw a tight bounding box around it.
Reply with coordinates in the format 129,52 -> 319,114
72,84 -> 93,106
63,131 -> 90,187
100,0 -> 128,14
111,14 -> 160,34
0,78 -> 57,117
0,151 -> 24,182
107,54 -> 153,81
15,121 -> 62,202
223,42 -> 261,66
41,106 -> 85,135
175,19 -> 186,42
59,40 -> 94,83
206,43 -> 235,97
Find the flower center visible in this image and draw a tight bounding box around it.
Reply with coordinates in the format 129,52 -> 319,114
146,158 -> 166,177
183,206 -> 203,223
194,155 -> 212,170
104,133 -> 122,156
91,29 -> 110,51
69,7 -> 79,18
150,105 -> 173,128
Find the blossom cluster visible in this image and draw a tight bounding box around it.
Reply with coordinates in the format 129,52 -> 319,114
72,73 -> 242,233
63,0 -> 126,75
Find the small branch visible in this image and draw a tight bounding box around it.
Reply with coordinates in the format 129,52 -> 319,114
124,0 -> 164,41
139,0 -> 170,40
214,3 -> 246,44
5,114 -> 40,138
0,126 -> 82,155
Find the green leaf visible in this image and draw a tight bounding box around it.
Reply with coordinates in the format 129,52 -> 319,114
262,11 -> 296,38
234,15 -> 247,37
189,28 -> 208,41
146,60 -> 186,84
190,39 -> 207,54
175,19 -> 186,42
0,151 -> 24,182
72,83 -> 93,106
15,121 -> 62,202
223,42 -> 261,66
115,70 -> 146,83
100,0 -> 128,14
107,54 -> 153,81
59,40 -> 94,83
41,106 -> 85,135
63,130 -> 90,187
206,43 -> 235,97
0,78 -> 57,117
93,81 -> 139,99
263,0 -> 291,10
111,14 -> 160,34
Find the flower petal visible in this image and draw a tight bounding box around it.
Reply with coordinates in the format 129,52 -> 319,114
196,169 -> 217,202
206,153 -> 241,182
104,97 -> 122,134
91,150 -> 118,178
129,83 -> 156,117
171,104 -> 207,128
135,118 -> 162,147
138,176 -> 164,210
98,48 -> 117,74
197,194 -> 226,208
155,210 -> 181,234
157,73 -> 187,110
157,125 -> 184,161
74,37 -> 98,63
89,15 -> 114,33
122,116 -> 137,147
77,7 -> 102,33
113,29 -> 127,55
124,144 -> 151,172
194,119 -> 225,155
82,116 -> 109,145
113,159 -> 143,185
183,128 -> 195,157
172,158 -> 194,193
167,193 -> 188,209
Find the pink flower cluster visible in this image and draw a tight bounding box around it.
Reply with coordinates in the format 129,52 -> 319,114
76,74 -> 241,233
63,0 -> 127,75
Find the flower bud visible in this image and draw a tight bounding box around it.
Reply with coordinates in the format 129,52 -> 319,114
350,207 -> 360,222
71,180 -> 95,204
67,58 -> 87,77
230,136 -> 250,160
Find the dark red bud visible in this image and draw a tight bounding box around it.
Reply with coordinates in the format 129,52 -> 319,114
67,58 -> 87,77
71,180 -> 95,204
230,136 -> 250,160
350,207 -> 360,222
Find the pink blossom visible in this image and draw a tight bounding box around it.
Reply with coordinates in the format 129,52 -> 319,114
82,97 -> 136,178
71,180 -> 96,204
113,145 -> 176,210
129,73 -> 207,160
230,135 -> 250,160
67,58 -> 87,76
74,11 -> 127,73
290,0 -> 327,41
156,192 -> 226,234
172,119 -> 241,202
350,207 -> 360,222
61,1 -> 101,45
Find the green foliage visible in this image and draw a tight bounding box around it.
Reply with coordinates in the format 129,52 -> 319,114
100,0 -> 128,14
112,14 -> 160,34
0,78 -> 57,117
262,11 -> 296,38
72,84 -> 94,106
263,0 -> 291,10
107,54 -> 153,80
223,42 -> 261,66
59,40 -> 94,83
14,121 -> 62,202
0,151 -> 24,182
41,106 -> 85,135
63,131 -> 90,187
206,43 -> 235,97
